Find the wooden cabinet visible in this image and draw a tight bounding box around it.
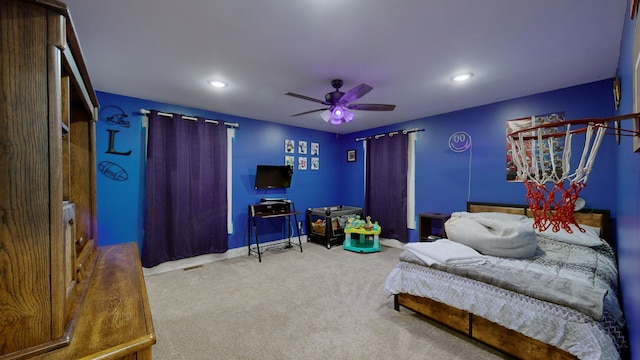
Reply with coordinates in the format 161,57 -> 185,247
1,1 -> 155,358
419,212 -> 451,241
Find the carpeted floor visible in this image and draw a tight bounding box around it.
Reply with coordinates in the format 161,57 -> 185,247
143,241 -> 511,359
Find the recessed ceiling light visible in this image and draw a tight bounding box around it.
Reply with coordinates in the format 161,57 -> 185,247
208,80 -> 227,88
451,73 -> 474,82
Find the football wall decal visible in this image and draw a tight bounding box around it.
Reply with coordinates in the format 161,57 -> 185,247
98,161 -> 129,181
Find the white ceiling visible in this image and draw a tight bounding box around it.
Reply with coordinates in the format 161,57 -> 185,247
63,0 -> 627,134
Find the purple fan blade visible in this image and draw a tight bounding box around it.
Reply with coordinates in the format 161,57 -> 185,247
339,84 -> 373,104
284,92 -> 330,105
291,108 -> 329,116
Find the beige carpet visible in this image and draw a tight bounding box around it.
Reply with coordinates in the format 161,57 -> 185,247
144,241 -> 511,360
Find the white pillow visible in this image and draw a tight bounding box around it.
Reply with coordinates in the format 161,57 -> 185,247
536,223 -> 603,247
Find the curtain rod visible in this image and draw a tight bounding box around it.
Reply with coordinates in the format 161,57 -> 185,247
355,127 -> 424,142
140,109 -> 239,128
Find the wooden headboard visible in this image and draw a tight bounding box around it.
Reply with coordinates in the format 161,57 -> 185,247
466,202 -> 612,244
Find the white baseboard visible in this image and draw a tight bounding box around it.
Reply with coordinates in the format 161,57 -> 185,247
143,235 -> 308,276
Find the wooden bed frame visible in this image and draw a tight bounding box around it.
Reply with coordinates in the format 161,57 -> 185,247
394,201 -> 613,360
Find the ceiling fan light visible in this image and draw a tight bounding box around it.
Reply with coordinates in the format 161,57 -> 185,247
321,109 -> 332,123
343,109 -> 355,123
330,117 -> 343,125
332,106 -> 344,118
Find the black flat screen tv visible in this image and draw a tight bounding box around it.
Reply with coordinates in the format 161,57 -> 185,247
254,165 -> 293,189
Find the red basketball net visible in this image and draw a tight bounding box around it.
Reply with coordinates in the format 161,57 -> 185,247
523,181 -> 585,233
507,119 -> 607,233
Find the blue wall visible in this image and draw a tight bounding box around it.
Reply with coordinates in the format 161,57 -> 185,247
614,2 -> 640,359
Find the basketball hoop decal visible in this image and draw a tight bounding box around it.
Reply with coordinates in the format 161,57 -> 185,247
449,131 -> 472,152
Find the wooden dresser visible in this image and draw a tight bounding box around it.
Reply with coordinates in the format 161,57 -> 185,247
31,243 -> 156,360
0,0 -> 155,358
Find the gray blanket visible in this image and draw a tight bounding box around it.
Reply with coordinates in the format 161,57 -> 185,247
445,212 -> 538,258
399,248 -> 607,320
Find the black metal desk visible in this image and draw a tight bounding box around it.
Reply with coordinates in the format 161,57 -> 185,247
248,201 -> 303,262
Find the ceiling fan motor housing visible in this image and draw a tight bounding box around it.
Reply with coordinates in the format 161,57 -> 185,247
326,91 -> 344,104
326,79 -> 345,104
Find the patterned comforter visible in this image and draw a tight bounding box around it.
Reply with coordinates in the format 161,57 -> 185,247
384,235 -> 627,360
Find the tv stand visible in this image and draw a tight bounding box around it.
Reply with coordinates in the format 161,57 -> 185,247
248,201 -> 303,262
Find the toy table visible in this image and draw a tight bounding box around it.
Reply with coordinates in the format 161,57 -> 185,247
343,225 -> 381,253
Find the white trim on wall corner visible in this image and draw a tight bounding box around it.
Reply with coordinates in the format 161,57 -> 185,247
407,132 -> 416,230
228,128 -> 235,233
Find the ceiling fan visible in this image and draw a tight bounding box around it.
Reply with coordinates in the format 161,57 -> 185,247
285,79 -> 396,125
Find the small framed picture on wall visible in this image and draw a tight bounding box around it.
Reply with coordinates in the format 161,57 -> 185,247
298,141 -> 307,154
285,155 -> 294,167
298,157 -> 307,170
285,139 -> 295,153
347,149 -> 356,162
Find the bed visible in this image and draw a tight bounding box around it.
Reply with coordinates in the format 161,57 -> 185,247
384,202 -> 627,360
